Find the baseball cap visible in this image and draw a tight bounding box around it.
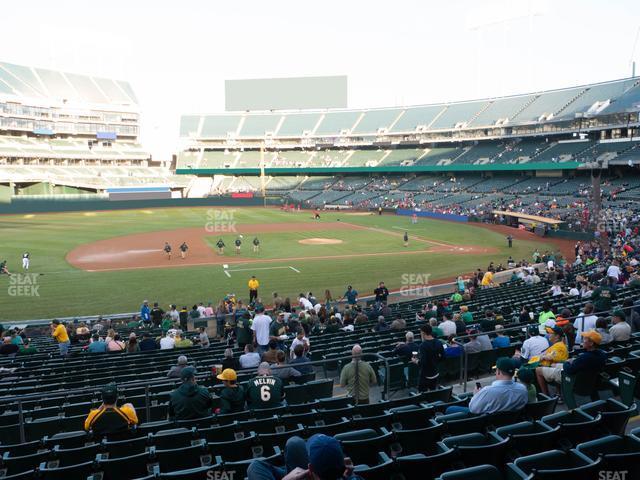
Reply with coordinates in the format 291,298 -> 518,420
101,383 -> 118,403
307,434 -> 345,478
545,326 -> 565,336
495,357 -> 517,375
581,330 -> 602,345
611,309 -> 625,319
216,368 -> 237,382
180,366 -> 196,380
527,325 -> 540,336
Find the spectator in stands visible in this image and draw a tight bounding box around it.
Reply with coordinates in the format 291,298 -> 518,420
247,433 -> 356,480
429,318 -> 443,337
289,328 -> 310,359
439,313 -> 457,337
107,334 -> 126,352
252,306 -> 272,355
516,368 -> 538,404
236,312 -> 252,350
51,319 -> 70,357
262,340 -> 281,364
574,303 -> 598,346
174,332 -> 193,348
0,337 -> 19,357
339,345 -> 377,404
460,305 -> 473,324
340,285 -> 359,306
74,322 -> 90,343
390,317 -> 407,331
463,331 -> 483,354
444,335 -> 463,358
538,301 -> 556,326
140,300 -> 151,325
84,383 -> 138,438
126,333 -> 139,353
240,344 -> 261,369
453,313 -> 466,335
18,339 -> 37,355
446,358 -> 527,415
373,316 -> 389,332
222,348 -> 240,371
413,324 -> 444,391
160,331 -> 175,350
168,367 -> 213,420
535,327 -> 570,395
591,277 -> 617,313
519,306 -> 532,323
393,331 -> 419,361
271,350 -> 302,381
270,312 -> 288,350
516,326 -> 549,365
290,344 -> 313,375
139,332 -> 158,351
246,363 -> 285,409
610,309 -> 632,342
198,327 -> 210,348
216,368 -> 246,414
167,355 -> 190,378
179,306 -> 189,330
450,290 -> 463,303
87,334 -> 107,353
476,324 -> 494,351
563,331 -> 607,375
491,325 -> 511,348
150,302 -> 164,327
595,318 -> 613,345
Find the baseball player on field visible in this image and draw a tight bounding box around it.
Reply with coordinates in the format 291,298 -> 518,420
216,238 -> 225,255
22,252 -> 30,270
179,242 -> 189,259
163,242 -> 172,260
235,236 -> 242,255
252,236 -> 260,253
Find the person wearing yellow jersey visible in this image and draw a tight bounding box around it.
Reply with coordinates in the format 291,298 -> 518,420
535,327 -> 570,395
51,319 -> 70,356
248,275 -> 260,303
480,270 -> 494,287
84,384 -> 138,438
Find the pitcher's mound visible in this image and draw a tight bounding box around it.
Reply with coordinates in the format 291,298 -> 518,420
299,238 -> 344,245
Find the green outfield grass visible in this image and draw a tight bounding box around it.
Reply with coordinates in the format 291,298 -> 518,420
0,207 -> 555,321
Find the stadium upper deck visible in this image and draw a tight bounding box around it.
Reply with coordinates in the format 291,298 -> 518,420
177,77 -> 640,174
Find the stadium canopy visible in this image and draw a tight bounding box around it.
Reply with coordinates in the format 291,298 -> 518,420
492,210 -> 564,225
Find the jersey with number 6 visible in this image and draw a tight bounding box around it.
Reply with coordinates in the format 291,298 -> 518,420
246,375 -> 284,409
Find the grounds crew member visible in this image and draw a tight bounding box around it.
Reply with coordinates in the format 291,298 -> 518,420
246,362 -> 285,409
168,367 -> 213,420
84,383 -> 138,437
248,275 -> 260,303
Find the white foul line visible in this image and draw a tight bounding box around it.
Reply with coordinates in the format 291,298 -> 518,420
224,270 -> 231,278
289,266 -> 301,273
227,266 -> 292,273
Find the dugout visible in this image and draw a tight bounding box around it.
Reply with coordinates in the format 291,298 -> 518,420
492,210 -> 564,236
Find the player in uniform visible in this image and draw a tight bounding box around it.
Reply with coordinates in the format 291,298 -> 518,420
0,260 -> 10,276
252,236 -> 260,253
403,231 -> 409,247
216,239 -> 225,255
314,209 -> 321,220
179,242 -> 189,259
246,363 -> 284,409
411,213 -> 418,224
22,252 -> 30,270
235,236 -> 242,255
163,242 -> 172,260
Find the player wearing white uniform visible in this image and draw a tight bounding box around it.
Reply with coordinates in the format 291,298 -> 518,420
22,252 -> 30,270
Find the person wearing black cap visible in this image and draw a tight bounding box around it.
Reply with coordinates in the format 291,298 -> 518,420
84,383 -> 138,437
515,325 -> 549,365
445,357 -> 527,415
247,433 -> 360,480
168,367 -> 213,420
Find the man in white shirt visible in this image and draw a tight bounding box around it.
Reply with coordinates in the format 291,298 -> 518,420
573,303 -> 598,345
519,326 -> 549,363
298,294 -> 313,311
239,344 -> 261,369
607,261 -> 621,281
289,327 -> 310,359
168,305 -> 180,323
568,283 -> 580,296
439,314 -> 457,337
251,306 -> 272,354
609,309 -> 631,342
160,332 -> 175,350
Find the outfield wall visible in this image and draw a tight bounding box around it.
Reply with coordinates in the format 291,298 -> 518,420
0,196 -> 281,214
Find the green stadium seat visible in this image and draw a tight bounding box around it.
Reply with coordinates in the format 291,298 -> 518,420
505,449 -> 602,480
150,427 -> 196,449
37,460 -> 96,480
576,434 -> 640,477
93,451 -> 155,479
523,394 -> 558,420
153,442 -> 212,473
334,428 -> 393,467
208,434 -> 256,462
49,443 -> 101,466
396,445 -> 457,479
1,450 -> 51,477
494,420 -> 558,456
440,431 -> 510,468
577,398 -> 636,435
437,464 -> 502,480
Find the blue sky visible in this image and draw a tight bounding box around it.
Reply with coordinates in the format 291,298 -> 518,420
1,0 -> 639,158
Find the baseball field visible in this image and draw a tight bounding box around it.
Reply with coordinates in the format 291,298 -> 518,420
0,207 -> 564,321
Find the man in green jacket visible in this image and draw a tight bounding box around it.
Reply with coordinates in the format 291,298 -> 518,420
168,367 -> 213,420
